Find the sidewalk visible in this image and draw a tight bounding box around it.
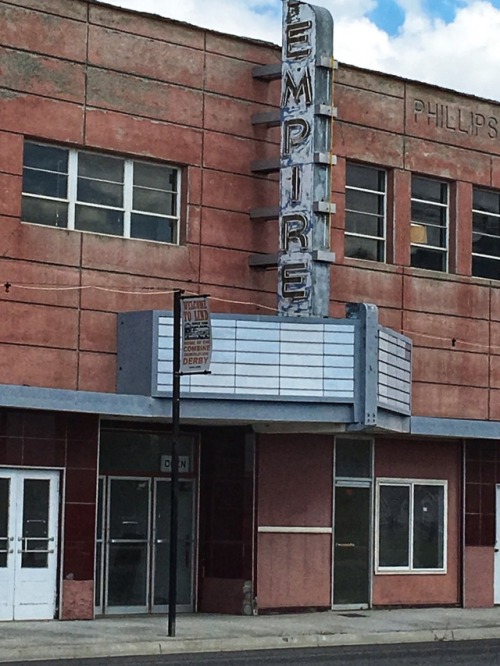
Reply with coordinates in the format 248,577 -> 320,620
3,607 -> 500,663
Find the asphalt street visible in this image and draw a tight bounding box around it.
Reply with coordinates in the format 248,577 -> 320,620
6,639 -> 500,666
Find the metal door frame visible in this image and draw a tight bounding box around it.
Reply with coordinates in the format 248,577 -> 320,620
0,467 -> 60,621
331,438 -> 374,610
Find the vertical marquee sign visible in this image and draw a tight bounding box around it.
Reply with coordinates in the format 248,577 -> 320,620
278,0 -> 335,317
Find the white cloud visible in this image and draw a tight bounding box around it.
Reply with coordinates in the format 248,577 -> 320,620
102,0 -> 500,102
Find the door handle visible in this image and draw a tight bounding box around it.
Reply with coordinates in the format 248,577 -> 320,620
336,542 -> 356,547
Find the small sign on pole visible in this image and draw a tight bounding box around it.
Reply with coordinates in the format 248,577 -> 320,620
180,296 -> 212,374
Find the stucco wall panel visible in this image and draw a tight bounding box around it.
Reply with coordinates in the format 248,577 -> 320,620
404,137 -> 491,184
0,344 -> 78,389
0,301 -> 78,349
332,264 -> 404,309
403,310 -> 489,351
0,216 -> 82,265
0,172 -> 21,217
257,533 -> 332,609
490,390 -> 500,420
0,258 -> 81,308
205,53 -> 280,106
491,287 -> 500,321
200,246 -> 276,294
200,208 -> 276,254
203,131 -> 278,177
0,90 -> 84,143
258,435 -> 333,526
412,347 -> 489,387
87,26 -> 205,88
337,66 -> 405,98
89,5 -> 205,49
8,0 -> 87,20
80,235 -> 197,282
204,94 -> 280,143
336,85 -> 404,133
0,131 -> 22,175
0,46 -> 85,104
412,383 -> 489,419
84,108 -> 203,165
206,32 -> 280,64
86,68 -> 204,127
202,170 -> 278,213
77,351 -> 116,393
79,310 -> 117,353
334,123 -> 404,167
403,274 -> 490,318
0,4 -> 87,60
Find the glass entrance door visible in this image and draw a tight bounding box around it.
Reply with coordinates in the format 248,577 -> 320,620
100,476 -> 195,614
0,469 -> 59,621
333,485 -> 371,606
153,480 -> 195,611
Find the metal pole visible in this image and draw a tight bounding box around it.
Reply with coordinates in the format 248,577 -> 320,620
168,289 -> 182,637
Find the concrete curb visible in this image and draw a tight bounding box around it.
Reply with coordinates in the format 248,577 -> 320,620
4,625 -> 500,663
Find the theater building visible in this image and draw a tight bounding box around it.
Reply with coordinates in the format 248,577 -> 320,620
0,0 -> 498,621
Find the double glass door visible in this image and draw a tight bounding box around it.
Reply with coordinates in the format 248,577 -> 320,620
96,477 -> 195,614
0,469 -> 60,621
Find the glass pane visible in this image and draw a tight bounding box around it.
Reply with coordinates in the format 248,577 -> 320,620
107,543 -> 148,607
134,163 -> 177,191
75,205 -> 123,236
411,246 -> 446,271
346,189 -> 383,216
333,486 -> 370,604
21,196 -> 68,228
133,187 -> 176,216
78,153 -> 124,183
24,142 -> 68,173
23,168 -> 68,199
154,481 -> 193,606
130,213 -> 175,243
345,211 -> 384,238
109,479 -> 149,540
473,188 -> 500,214
345,235 -> 383,261
346,163 -> 385,192
411,201 -> 446,227
22,479 -> 49,568
77,178 -> 123,208
473,213 -> 500,240
412,176 -> 447,203
413,485 -> 444,569
335,439 -> 371,478
472,256 -> 500,279
0,478 -> 9,568
473,226 -> 500,259
378,485 -> 409,567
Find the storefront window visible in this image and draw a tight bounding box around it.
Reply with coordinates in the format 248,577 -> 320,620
377,480 -> 446,572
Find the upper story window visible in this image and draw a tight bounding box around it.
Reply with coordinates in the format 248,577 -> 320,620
21,142 -> 180,244
411,176 -> 448,272
345,163 -> 386,262
472,188 -> 500,280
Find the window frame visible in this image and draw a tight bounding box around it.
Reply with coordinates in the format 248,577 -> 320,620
471,186 -> 500,280
21,142 -> 181,245
344,162 -> 387,263
375,478 -> 448,575
410,175 -> 449,272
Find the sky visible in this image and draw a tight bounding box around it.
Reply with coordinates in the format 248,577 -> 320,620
102,0 -> 500,102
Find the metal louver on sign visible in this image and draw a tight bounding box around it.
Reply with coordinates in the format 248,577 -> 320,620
180,296 -> 212,374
